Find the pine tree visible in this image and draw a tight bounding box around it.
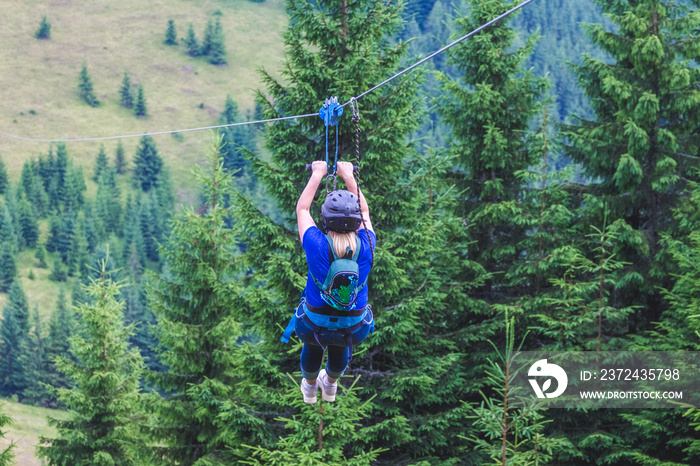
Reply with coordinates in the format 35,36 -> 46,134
200,19 -> 214,57
55,211 -> 76,263
234,377 -> 386,464
557,5 -> 700,461
84,202 -> 105,249
0,156 -> 8,195
185,23 -> 200,57
45,216 -> 61,253
6,280 -> 29,336
0,306 -> 24,396
0,281 -> 30,397
38,258 -> 148,465
0,401 -> 15,465
134,85 -> 147,117
436,0 -> 548,302
0,246 -> 16,293
145,136 -> 249,464
0,203 -> 19,255
164,19 -> 177,45
115,141 -> 127,175
35,16 -> 51,40
69,165 -> 85,213
563,0 -> 700,323
95,168 -> 122,235
467,313 -> 564,464
45,288 -> 74,395
35,245 -> 47,268
93,144 -> 109,182
120,72 -> 133,109
121,195 -> 147,266
17,197 -> 38,249
20,305 -> 52,405
78,64 -> 99,107
219,95 -> 249,176
132,135 -> 162,191
208,17 -> 227,65
20,160 -> 49,218
49,255 -> 67,282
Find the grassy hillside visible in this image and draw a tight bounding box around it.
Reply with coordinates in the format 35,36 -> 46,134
0,0 -> 288,204
0,399 -> 70,466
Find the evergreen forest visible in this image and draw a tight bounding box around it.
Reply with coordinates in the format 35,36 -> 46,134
1,0 -> 699,464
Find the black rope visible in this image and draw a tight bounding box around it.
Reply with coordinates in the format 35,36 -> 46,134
350,99 -> 374,270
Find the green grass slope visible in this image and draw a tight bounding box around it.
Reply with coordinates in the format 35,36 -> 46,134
0,0 -> 288,204
0,399 -> 70,466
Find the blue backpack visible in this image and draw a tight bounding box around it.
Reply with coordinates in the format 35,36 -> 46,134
310,235 -> 367,311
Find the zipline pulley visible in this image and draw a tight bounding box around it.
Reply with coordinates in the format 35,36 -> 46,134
319,97 -> 343,192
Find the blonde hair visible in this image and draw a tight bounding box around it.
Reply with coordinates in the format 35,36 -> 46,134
328,230 -> 357,259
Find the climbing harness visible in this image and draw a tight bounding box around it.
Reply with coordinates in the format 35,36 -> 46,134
280,297 -> 374,363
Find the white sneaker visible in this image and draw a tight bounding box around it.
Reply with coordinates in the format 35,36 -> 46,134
318,369 -> 337,402
301,378 -> 318,404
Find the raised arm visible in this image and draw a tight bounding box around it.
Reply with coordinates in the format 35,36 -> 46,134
296,161 -> 327,242
336,161 -> 373,233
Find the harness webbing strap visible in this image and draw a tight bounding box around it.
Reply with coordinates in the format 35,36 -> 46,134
305,303 -> 367,317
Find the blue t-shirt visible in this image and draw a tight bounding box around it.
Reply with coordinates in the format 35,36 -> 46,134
303,226 -> 376,321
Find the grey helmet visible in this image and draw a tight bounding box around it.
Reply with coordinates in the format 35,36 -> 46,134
321,190 -> 362,233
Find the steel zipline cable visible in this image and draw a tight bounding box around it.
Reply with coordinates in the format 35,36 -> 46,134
0,0 -> 538,144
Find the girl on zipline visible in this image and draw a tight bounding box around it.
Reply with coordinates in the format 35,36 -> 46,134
283,160 -> 376,404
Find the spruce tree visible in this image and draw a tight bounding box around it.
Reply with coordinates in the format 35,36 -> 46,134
185,23 -> 200,57
559,4 -> 700,461
122,195 -> 147,266
219,95 -> 249,176
200,19 -> 214,57
35,245 -> 47,268
114,141 -> 127,174
45,287 -> 74,398
0,281 -> 30,398
0,156 -> 8,195
0,401 -> 15,465
78,64 -> 99,107
120,72 -> 133,109
145,136 -> 249,464
93,144 -> 108,182
0,204 -> 19,256
35,16 -> 51,40
6,280 -> 29,335
0,306 -> 24,396
45,216 -> 61,253
17,197 -> 38,249
564,0 -> 700,320
95,168 -> 122,235
164,19 -> 177,45
20,305 -> 51,405
208,17 -> 227,65
436,0 -> 547,302
468,313 -> 564,464
38,258 -> 148,465
49,255 -> 67,282
55,143 -> 68,197
134,85 -> 147,117
0,246 -> 16,293
132,135 -> 162,191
